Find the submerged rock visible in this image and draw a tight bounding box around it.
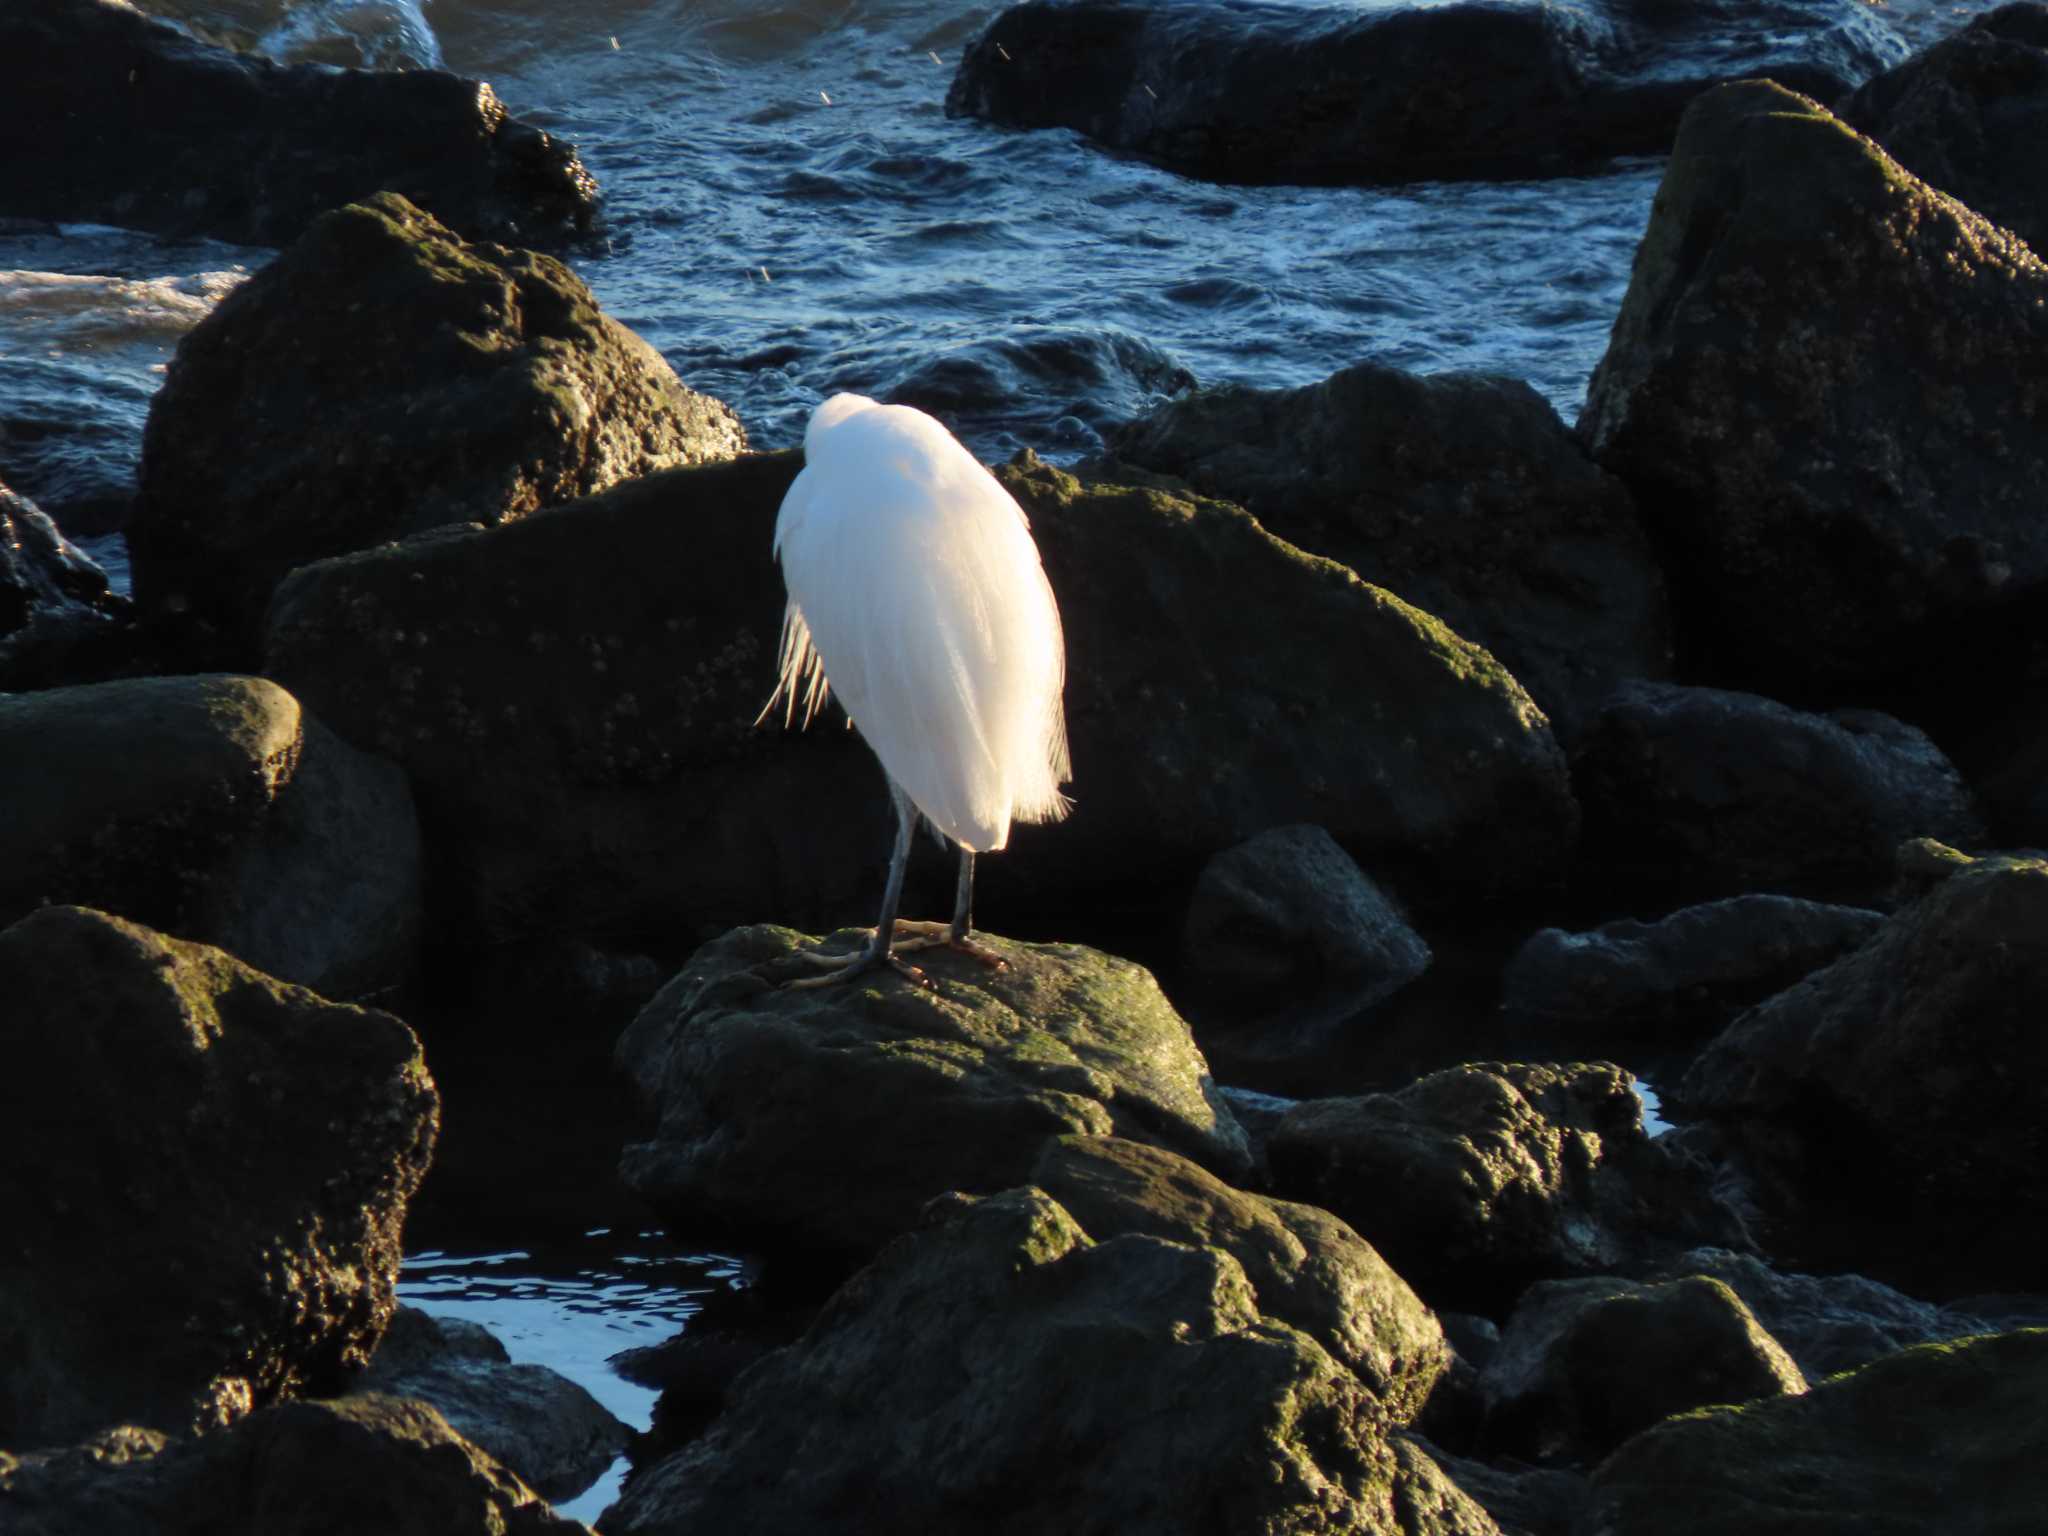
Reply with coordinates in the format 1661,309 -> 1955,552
1586,1329 -> 2048,1535
133,191 -> 744,652
0,0 -> 597,247
1027,1135 -> 1450,1423
1180,824 -> 1432,1063
1268,1062 -> 1745,1315
0,1395 -> 590,1536
615,927 -> 1249,1261
1570,681 -> 1983,912
1499,895 -> 1886,1064
1480,1275 -> 1806,1465
354,1309 -> 627,1505
602,1187 -> 1504,1536
1578,81 -> 2048,695
1108,362 -> 1670,742
0,907 -> 438,1449
0,673 -> 421,998
1840,2 -> 2048,255
1675,851 -> 2048,1294
947,0 -> 1900,186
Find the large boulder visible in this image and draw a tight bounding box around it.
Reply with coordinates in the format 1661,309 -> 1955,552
1499,895 -> 1886,1065
946,0 -> 1901,186
263,449 -> 1577,953
0,0 -> 596,247
1578,80 -> 2048,695
601,1187 -> 1505,1536
133,191 -> 745,650
0,1396 -> 590,1536
1479,1275 -> 1806,1465
1107,362 -> 1670,742
614,927 -> 1250,1261
1267,1062 -> 1745,1315
1675,851 -> 2048,1294
1027,1135 -> 1450,1423
1586,1329 -> 2048,1535
0,907 -> 439,1448
0,673 -> 421,998
1839,2 -> 2048,256
1570,681 -> 1983,912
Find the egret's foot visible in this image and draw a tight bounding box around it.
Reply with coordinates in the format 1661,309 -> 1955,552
781,937 -> 931,990
890,920 -> 1008,971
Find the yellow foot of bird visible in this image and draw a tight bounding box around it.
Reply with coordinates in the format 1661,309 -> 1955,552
781,938 -> 932,990
889,921 -> 1008,971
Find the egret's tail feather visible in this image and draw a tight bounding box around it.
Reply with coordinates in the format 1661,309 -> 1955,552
756,603 -> 833,729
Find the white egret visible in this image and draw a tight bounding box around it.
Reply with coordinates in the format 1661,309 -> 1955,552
760,393 -> 1072,985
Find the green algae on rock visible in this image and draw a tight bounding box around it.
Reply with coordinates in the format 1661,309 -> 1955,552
0,907 -> 439,1449
615,926 -> 1250,1260
601,1186 -> 1505,1536
133,191 -> 745,651
1579,80 -> 2048,694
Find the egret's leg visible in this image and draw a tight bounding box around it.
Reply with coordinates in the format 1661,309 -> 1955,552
786,784 -> 932,988
893,846 -> 1005,970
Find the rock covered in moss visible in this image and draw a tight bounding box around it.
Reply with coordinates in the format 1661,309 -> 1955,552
134,192 -> 744,649
0,0 -> 597,248
1027,1135 -> 1450,1423
1586,1329 -> 2048,1535
1268,1062 -> 1745,1315
1675,852 -> 2048,1293
0,907 -> 439,1448
1839,2 -> 2048,255
998,453 -> 1579,914
0,673 -> 420,998
0,1395 -> 590,1536
1578,80 -> 2048,694
602,1186 -> 1504,1536
1108,361 -> 1670,742
1180,824 -> 1432,1062
1480,1275 -> 1806,1465
615,926 -> 1249,1260
1570,681 -> 1983,911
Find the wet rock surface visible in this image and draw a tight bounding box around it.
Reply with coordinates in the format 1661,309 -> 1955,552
134,191 -> 744,653
1570,681 -> 1983,911
353,1308 -> 627,1505
1578,80 -> 2048,698
1499,896 -> 1886,1064
1267,1062 -> 1746,1315
602,1186 -> 1504,1536
0,0 -> 598,248
1675,851 -> 2048,1293
0,1395 -> 591,1536
0,478 -> 130,691
0,907 -> 438,1449
615,926 -> 1249,1262
1586,1329 -> 2048,1535
947,0 -> 1901,186
0,673 -> 421,998
1108,362 -> 1670,742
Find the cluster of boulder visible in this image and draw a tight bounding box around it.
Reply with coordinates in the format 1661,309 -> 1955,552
7,0 -> 2048,1532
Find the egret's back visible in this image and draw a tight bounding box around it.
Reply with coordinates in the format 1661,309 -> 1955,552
766,395 -> 1070,852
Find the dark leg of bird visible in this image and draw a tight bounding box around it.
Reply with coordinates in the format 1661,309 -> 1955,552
894,846 -> 1007,970
786,784 -> 932,987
